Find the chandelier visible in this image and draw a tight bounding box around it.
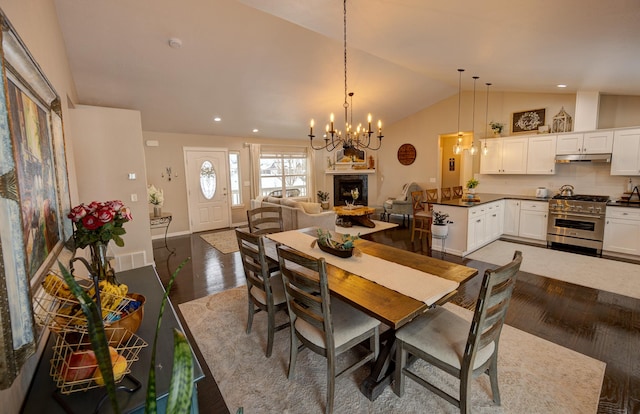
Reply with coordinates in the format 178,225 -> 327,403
308,0 -> 383,153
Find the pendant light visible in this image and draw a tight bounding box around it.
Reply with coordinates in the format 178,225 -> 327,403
453,69 -> 464,155
483,82 -> 492,155
469,76 -> 479,155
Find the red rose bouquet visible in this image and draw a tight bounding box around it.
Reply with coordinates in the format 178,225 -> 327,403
68,200 -> 132,249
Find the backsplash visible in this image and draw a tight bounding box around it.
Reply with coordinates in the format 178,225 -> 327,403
477,163 -> 632,200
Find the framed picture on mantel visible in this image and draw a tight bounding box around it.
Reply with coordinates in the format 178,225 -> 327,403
511,108 -> 545,134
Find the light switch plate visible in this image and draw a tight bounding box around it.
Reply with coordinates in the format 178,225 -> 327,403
128,173 -> 136,180
131,193 -> 138,202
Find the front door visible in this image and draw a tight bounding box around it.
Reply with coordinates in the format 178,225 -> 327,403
184,148 -> 230,232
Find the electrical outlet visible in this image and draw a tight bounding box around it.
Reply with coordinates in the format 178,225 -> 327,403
131,193 -> 138,202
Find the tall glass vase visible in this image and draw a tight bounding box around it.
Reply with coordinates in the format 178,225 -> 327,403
89,242 -> 118,285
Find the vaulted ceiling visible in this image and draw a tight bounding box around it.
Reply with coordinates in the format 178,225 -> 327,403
52,0 -> 640,139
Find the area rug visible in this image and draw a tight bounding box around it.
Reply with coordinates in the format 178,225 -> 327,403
334,219 -> 399,236
467,240 -> 640,300
199,230 -> 239,254
179,287 -> 605,413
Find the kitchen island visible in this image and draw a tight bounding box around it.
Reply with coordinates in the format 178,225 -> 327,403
427,193 -> 550,256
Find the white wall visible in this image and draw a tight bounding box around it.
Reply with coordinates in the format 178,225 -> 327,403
68,105 -> 153,269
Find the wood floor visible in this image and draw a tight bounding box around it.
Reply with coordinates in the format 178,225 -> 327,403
152,221 -> 640,414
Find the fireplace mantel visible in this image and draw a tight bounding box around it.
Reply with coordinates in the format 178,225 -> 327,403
325,169 -> 376,175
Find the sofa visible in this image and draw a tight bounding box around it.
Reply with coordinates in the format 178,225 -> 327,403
250,196 -> 336,231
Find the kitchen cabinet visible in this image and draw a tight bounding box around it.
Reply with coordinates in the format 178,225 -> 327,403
480,137 -> 528,174
603,207 -> 640,255
503,200 -> 521,236
466,201 -> 503,251
518,200 -> 548,240
556,131 -> 613,154
610,128 -> 640,176
527,135 -> 557,174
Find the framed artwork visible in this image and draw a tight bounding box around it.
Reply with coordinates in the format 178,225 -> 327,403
511,108 -> 546,134
335,147 -> 366,165
397,143 -> 417,165
0,11 -> 69,389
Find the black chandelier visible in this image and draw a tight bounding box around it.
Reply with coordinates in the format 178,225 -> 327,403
307,0 -> 383,154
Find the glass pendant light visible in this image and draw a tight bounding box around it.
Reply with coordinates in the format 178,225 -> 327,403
470,76 -> 479,155
483,82 -> 492,155
453,69 -> 464,155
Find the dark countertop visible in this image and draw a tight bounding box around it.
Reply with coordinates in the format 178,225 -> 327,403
607,200 -> 640,208
431,193 -> 552,208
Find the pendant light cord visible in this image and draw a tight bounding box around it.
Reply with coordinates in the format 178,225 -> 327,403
457,69 -> 464,138
343,0 -> 349,127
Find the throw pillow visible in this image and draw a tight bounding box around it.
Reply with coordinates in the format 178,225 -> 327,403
281,198 -> 300,208
299,202 -> 323,214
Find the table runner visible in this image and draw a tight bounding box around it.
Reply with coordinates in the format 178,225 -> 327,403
267,231 -> 459,306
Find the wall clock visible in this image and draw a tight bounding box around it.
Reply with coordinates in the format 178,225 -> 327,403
397,143 -> 416,165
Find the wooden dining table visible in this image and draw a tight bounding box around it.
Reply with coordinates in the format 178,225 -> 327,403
265,228 -> 478,400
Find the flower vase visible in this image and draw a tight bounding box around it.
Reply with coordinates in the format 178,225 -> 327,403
89,242 -> 118,285
153,206 -> 162,217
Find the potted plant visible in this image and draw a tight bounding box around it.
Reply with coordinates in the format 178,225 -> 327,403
490,121 -> 503,136
466,178 -> 479,195
317,190 -> 330,210
431,211 -> 451,237
148,185 -> 164,217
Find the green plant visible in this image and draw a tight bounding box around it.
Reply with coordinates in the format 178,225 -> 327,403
466,178 -> 479,189
432,211 -> 451,225
317,190 -> 330,202
316,228 -> 359,250
490,121 -> 503,133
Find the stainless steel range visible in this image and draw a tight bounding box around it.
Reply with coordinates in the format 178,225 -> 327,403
546,194 -> 610,255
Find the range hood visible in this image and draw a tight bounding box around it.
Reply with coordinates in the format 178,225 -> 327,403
555,153 -> 611,163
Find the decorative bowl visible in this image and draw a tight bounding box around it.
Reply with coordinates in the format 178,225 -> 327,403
318,242 -> 354,258
104,293 -> 145,346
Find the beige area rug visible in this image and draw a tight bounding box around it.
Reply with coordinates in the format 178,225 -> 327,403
334,219 -> 399,236
467,240 -> 640,300
200,230 -> 239,254
180,287 -> 605,414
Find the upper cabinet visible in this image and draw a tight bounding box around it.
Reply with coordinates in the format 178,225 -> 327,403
480,137 -> 528,174
527,135 -> 557,174
556,131 -> 613,154
610,128 -> 640,176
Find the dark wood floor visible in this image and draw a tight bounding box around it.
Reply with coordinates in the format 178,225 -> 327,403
153,221 -> 640,414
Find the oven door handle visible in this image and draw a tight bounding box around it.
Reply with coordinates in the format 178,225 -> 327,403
549,212 -> 601,219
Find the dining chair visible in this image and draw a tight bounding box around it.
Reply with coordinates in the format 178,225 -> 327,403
276,245 -> 380,414
235,228 -> 288,357
425,188 -> 439,203
410,190 -> 431,248
394,250 -> 523,414
247,206 -> 284,235
452,186 -> 463,199
441,187 -> 452,200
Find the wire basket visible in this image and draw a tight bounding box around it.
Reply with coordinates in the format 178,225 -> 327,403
34,272 -> 141,334
49,328 -> 147,394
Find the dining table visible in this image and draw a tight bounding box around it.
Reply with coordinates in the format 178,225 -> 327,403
265,228 -> 478,401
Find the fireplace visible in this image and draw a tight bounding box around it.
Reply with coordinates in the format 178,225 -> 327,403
334,175 -> 368,206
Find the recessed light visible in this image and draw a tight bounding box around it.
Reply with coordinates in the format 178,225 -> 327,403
252,129 -> 259,133
213,117 -> 221,122
556,84 -> 567,88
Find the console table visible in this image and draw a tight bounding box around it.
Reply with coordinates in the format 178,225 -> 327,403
150,212 -> 172,249
22,266 -> 204,414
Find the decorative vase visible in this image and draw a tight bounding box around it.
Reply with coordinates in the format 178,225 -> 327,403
467,188 -> 476,195
321,201 -> 330,210
431,224 -> 449,237
89,242 -> 117,285
153,206 -> 162,217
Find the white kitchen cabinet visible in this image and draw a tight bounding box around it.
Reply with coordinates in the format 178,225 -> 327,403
518,200 -> 548,240
503,200 -> 521,236
610,128 -> 640,176
603,207 -> 640,255
556,131 -> 613,154
466,201 -> 503,252
527,135 -> 557,174
480,137 -> 528,174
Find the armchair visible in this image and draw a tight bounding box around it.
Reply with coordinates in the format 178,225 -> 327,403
381,182 -> 422,226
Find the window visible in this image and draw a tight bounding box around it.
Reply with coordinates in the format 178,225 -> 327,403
229,152 -> 242,206
200,160 -> 216,199
259,146 -> 308,197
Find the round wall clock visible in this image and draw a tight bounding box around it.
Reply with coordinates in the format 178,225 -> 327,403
397,143 -> 417,165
